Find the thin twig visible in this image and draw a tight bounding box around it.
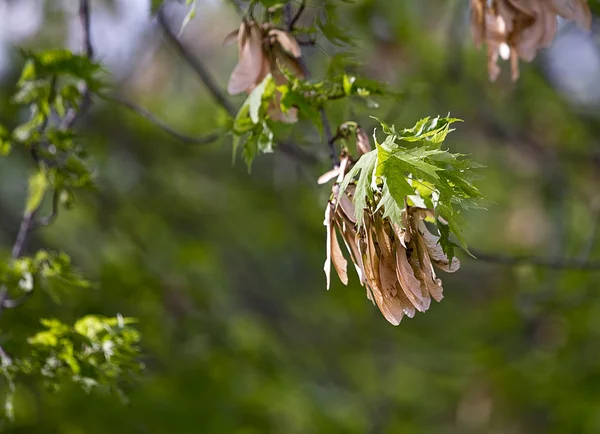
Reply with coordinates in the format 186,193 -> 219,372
297,38 -> 316,46
0,0 -> 95,317
0,210 -> 38,316
62,0 -> 94,129
34,189 -> 60,228
469,249 -> 600,271
107,95 -> 223,145
289,0 -> 306,31
81,0 -> 94,59
284,2 -> 293,31
10,211 -> 37,260
157,2 -> 317,165
282,1 -> 335,167
321,109 -> 338,168
156,5 -> 236,116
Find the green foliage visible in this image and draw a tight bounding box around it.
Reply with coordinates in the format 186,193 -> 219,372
0,47 -> 141,422
232,70 -> 391,168
340,116 -> 484,261
0,125 -> 11,156
25,171 -> 49,216
2,1 -> 599,432
317,0 -> 356,47
233,75 -> 277,169
0,251 -> 90,304
11,315 -> 141,392
326,53 -> 362,79
258,0 -> 288,6
339,149 -> 377,225
5,49 -> 99,215
0,315 -> 141,422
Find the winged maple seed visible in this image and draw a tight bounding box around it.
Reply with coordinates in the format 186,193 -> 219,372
224,19 -> 305,123
470,0 -> 591,81
320,130 -> 460,326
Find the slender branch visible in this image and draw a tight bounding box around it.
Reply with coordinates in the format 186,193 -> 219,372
321,109 -> 338,168
81,0 -> 94,59
297,38 -> 316,46
157,3 -> 317,165
282,1 -> 336,167
289,0 -> 306,31
0,0 -> 95,316
34,189 -> 60,228
62,0 -> 94,129
0,209 -> 39,316
10,211 -> 37,260
277,141 -> 318,165
107,95 -> 223,145
284,2 -> 293,31
156,6 -> 236,116
469,249 -> 600,271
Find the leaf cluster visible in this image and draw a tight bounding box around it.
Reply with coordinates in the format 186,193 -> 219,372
0,250 -> 91,304
340,116 -> 485,261
5,315 -> 141,395
232,71 -> 391,168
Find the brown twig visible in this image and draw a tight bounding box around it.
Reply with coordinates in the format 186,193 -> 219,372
469,249 -> 600,271
34,189 -> 60,228
0,0 -> 95,314
156,3 -> 317,165
321,109 -> 338,168
289,0 -> 306,31
156,6 -> 236,116
62,0 -> 94,129
107,95 -> 223,145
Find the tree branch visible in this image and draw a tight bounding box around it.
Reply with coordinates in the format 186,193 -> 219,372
469,249 -> 600,271
34,189 -> 60,228
156,3 -> 317,165
321,109 -> 338,168
289,0 -> 306,32
0,0 -> 95,315
107,95 -> 223,145
62,0 -> 94,129
156,6 -> 236,117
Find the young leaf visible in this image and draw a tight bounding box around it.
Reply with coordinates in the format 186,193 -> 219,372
339,150 -> 377,226
249,75 -> 271,124
26,171 -> 49,216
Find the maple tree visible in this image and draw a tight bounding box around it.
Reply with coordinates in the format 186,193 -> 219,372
0,0 -> 596,424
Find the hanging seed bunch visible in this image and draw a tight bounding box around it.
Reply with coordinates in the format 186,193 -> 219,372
320,117 -> 483,325
224,19 -> 305,123
470,0 -> 592,81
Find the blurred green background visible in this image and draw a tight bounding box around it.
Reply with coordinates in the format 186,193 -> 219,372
2,0 -> 600,432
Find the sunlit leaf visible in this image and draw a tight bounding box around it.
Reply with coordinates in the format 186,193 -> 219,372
26,171 -> 49,216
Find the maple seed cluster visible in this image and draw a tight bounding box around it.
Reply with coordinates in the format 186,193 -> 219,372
320,132 -> 459,326
471,0 -> 592,81
224,19 -> 305,123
